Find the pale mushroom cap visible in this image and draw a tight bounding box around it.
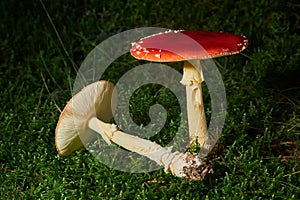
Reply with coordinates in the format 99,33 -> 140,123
130,30 -> 248,62
55,80 -> 117,157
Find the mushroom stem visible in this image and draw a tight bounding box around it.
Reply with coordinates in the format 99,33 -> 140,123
87,116 -> 212,180
180,60 -> 207,145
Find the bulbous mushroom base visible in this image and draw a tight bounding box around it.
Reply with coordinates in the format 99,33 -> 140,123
166,152 -> 213,180
182,154 -> 213,180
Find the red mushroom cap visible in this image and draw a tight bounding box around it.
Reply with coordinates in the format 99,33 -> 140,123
130,30 -> 248,62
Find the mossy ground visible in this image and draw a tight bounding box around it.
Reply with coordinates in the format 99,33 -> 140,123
0,0 -> 299,199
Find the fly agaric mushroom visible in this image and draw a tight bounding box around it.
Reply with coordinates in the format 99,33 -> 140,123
55,80 -> 212,180
130,30 -> 248,146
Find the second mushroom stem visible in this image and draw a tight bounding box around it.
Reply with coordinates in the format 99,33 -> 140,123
87,116 -> 211,179
180,60 -> 207,146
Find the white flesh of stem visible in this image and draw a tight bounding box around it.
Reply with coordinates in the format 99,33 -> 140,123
180,60 -> 207,145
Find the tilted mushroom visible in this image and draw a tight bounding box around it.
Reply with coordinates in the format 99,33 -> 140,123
130,30 -> 248,146
55,80 -> 212,180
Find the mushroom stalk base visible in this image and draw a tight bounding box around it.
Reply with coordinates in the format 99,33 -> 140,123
88,117 -> 213,180
180,60 -> 208,146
